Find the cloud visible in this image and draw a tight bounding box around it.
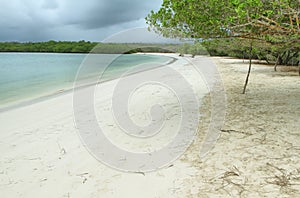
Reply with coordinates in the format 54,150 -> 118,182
55,0 -> 161,29
41,0 -> 59,10
0,0 -> 163,41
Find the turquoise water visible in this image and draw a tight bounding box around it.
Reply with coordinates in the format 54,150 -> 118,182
0,53 -> 172,107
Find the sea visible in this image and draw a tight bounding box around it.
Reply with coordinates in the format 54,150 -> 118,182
0,53 -> 172,110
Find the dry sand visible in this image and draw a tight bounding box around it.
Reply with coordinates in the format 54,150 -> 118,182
180,57 -> 300,197
0,54 -> 299,197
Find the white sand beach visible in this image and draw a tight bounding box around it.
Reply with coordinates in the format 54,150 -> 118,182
1,54 -> 300,197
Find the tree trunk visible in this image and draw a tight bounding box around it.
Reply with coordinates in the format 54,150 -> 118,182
242,41 -> 253,94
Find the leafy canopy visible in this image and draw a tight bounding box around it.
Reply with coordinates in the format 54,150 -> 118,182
146,0 -> 300,43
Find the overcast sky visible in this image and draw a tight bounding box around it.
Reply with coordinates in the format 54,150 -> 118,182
0,0 -> 178,42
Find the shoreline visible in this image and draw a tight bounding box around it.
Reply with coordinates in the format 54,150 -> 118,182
0,53 -> 208,198
1,54 -> 298,197
0,53 -> 177,113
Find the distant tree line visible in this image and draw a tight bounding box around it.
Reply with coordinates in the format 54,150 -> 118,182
91,43 -> 179,54
1,40 -> 298,68
0,41 -> 179,54
0,40 -> 97,53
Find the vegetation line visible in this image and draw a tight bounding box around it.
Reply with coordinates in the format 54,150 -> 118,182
0,41 -> 180,54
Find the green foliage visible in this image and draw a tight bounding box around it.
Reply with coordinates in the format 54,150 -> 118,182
202,38 -> 300,66
176,42 -> 209,57
88,43 -> 179,54
146,0 -> 300,69
0,40 -> 298,66
0,41 -> 97,53
0,41 -> 180,54
146,0 -> 300,44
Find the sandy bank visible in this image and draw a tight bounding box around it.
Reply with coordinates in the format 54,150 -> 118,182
0,54 -> 299,197
180,57 -> 300,197
0,54 -> 208,197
